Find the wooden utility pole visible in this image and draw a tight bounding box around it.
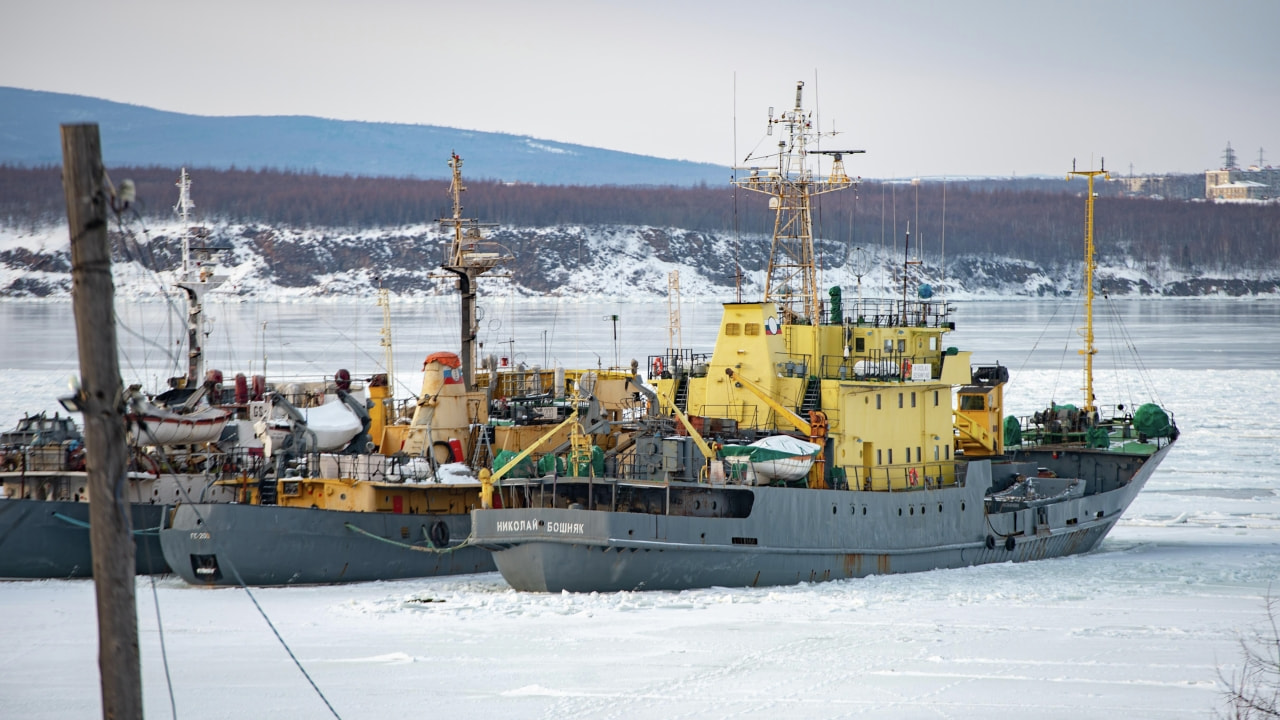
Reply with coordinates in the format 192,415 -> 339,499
61,123 -> 143,719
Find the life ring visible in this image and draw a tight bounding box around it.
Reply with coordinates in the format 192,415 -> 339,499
907,467 -> 919,486
652,357 -> 664,377
429,521 -> 450,548
901,359 -> 913,378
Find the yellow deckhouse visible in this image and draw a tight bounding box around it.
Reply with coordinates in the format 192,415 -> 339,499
653,297 -> 1001,492
650,81 -> 1003,493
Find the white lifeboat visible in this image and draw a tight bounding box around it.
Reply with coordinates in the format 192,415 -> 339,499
721,435 -> 821,484
128,403 -> 230,446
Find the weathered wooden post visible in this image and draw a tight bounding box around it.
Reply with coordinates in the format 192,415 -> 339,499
60,123 -> 143,719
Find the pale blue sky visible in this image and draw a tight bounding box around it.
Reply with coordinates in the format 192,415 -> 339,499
3,0 -> 1276,177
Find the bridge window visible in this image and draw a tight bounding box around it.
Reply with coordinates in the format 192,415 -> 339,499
876,394 -> 882,410
911,392 -> 916,408
877,449 -> 883,464
888,449 -> 893,464
745,323 -> 760,335
725,323 -> 741,336
898,393 -> 904,409
855,338 -> 865,352
960,395 -> 985,411
916,447 -> 921,462
934,390 -> 939,406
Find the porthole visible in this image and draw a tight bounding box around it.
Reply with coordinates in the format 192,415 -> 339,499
910,506 -> 914,515
961,502 -> 966,511
938,503 -> 943,512
712,501 -> 718,510
832,506 -> 837,515
694,500 -> 701,510
898,508 -> 903,517
862,507 -> 867,515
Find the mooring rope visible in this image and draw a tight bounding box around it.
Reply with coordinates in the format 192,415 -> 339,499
50,511 -> 161,536
342,522 -> 476,554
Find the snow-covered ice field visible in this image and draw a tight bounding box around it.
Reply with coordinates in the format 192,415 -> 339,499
1,298 -> 1277,718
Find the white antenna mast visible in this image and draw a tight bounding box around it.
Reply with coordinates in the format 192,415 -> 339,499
171,168 -> 227,386
175,168 -> 194,274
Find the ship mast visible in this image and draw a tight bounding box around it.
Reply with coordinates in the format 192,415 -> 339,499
735,81 -> 861,322
667,269 -> 683,354
1067,160 -> 1109,414
439,153 -> 508,391
377,286 -> 395,396
172,168 -> 226,388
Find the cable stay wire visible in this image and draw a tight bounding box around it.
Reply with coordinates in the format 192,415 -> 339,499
148,432 -> 344,720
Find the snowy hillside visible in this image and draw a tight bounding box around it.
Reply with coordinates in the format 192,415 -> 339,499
1,219 -> 1277,302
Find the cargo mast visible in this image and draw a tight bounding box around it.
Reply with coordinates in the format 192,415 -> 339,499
1067,160 -> 1109,414
439,153 -> 509,391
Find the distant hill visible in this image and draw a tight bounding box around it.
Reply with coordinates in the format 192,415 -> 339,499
0,87 -> 730,186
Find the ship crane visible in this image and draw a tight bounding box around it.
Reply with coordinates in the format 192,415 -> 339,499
479,410 -> 579,510
659,389 -> 717,478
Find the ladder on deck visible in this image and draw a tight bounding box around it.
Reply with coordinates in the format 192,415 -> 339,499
800,376 -> 821,413
673,375 -> 690,413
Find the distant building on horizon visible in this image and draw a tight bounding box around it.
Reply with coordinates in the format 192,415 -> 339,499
1205,167 -> 1280,201
1117,174 -> 1202,200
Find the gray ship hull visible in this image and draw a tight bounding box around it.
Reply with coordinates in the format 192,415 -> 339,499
159,503 -> 494,586
473,446 -> 1173,592
0,498 -> 169,578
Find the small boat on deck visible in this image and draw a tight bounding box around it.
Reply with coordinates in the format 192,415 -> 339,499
128,401 -> 230,446
254,385 -> 366,456
721,435 -> 821,484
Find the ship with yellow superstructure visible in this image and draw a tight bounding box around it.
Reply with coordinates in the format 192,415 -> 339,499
469,82 -> 1178,592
